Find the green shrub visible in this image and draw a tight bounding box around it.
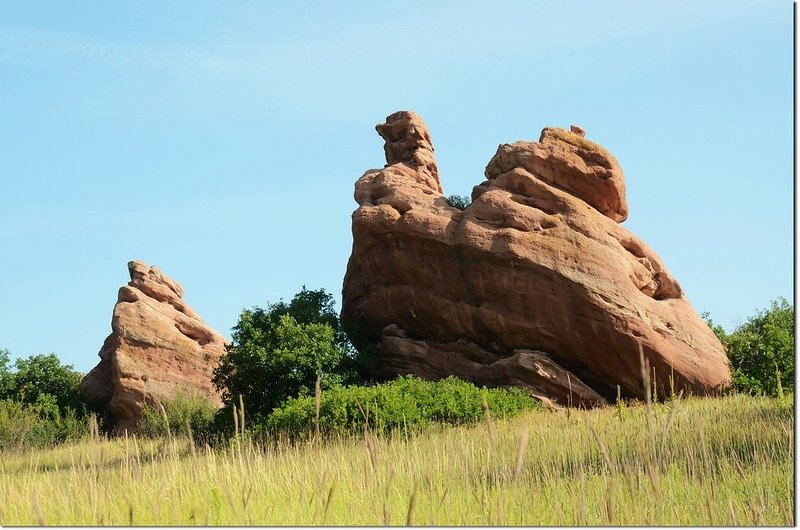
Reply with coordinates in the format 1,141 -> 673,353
0,396 -> 86,451
724,298 -> 794,396
0,350 -> 88,451
445,194 -> 471,210
265,375 -> 538,437
138,392 -> 217,440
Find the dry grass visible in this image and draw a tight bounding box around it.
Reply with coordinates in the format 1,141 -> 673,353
0,393 -> 792,525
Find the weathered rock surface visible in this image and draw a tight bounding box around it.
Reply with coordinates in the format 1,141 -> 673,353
342,110 -> 731,407
80,261 -> 226,431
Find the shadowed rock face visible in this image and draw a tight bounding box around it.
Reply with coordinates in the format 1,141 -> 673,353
342,110 -> 731,407
80,261 -> 226,432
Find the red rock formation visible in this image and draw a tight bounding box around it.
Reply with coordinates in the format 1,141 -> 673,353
80,261 -> 226,431
341,111 -> 731,407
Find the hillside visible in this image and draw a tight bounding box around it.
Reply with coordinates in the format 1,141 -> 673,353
0,393 -> 792,525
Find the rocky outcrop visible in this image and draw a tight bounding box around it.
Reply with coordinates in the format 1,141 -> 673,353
341,110 -> 731,407
80,261 -> 226,432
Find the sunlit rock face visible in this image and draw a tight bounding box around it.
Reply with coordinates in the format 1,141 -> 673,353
342,110 -> 731,407
80,260 -> 226,432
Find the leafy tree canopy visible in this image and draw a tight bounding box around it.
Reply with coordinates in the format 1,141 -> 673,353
212,287 -> 359,418
445,194 -> 471,211
723,298 -> 794,396
0,350 -> 83,412
701,312 -> 727,343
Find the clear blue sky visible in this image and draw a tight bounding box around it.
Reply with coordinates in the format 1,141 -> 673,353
1,1 -> 793,373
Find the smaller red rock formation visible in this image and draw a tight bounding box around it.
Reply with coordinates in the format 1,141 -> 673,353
80,261 -> 226,432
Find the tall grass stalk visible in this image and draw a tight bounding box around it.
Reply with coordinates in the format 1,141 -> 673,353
238,395 -> 246,435
406,481 -> 418,526
314,374 -> 321,443
513,429 -> 529,482
481,395 -> 498,463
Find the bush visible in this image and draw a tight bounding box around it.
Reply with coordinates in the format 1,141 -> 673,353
0,350 -> 89,450
265,375 -> 538,437
213,288 -> 360,420
445,194 -> 471,210
724,298 -> 794,396
138,392 -> 217,440
0,396 -> 87,451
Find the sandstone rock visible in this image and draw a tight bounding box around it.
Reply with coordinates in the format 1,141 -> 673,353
484,127 -> 628,222
341,110 -> 731,407
80,261 -> 226,432
374,110 -> 442,194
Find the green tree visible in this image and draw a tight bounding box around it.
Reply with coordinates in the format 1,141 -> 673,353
445,194 -> 471,210
701,312 -> 727,343
269,286 -> 352,354
724,298 -> 794,396
4,353 -> 84,412
213,288 -> 357,419
0,349 -> 14,398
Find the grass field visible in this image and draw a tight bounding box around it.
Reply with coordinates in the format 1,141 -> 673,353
0,393 -> 793,526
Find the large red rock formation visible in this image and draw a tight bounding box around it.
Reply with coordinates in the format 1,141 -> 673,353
80,261 -> 226,432
341,111 -> 731,407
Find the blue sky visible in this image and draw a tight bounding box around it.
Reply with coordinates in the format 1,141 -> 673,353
1,1 -> 792,373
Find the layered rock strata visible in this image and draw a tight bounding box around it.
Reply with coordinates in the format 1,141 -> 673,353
342,110 -> 731,407
80,261 -> 226,431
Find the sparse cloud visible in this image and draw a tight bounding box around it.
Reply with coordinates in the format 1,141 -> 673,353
0,23 -> 235,73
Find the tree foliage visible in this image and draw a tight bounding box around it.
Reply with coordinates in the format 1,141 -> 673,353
0,349 -> 13,399
700,312 -> 727,343
212,287 -> 358,419
445,194 -> 471,211
0,351 -> 83,412
0,350 -> 87,449
723,298 -> 794,396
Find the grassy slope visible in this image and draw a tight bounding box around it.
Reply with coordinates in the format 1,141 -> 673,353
0,393 -> 793,526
